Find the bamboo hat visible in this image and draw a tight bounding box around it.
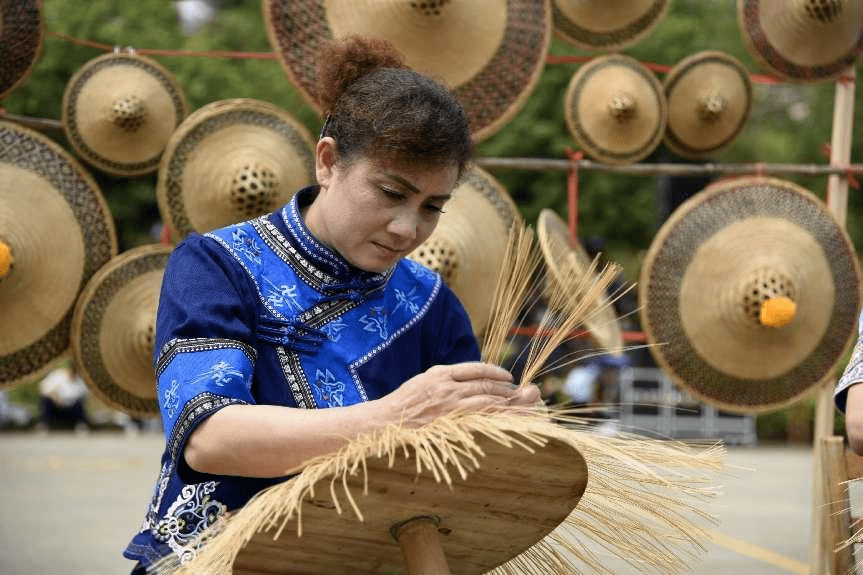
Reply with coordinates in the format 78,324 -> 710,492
71,244 -> 170,417
0,0 -> 44,100
639,177 -> 862,413
262,0 -> 551,142
564,54 -> 667,165
552,0 -> 671,51
0,121 -> 117,389
738,0 -> 863,83
537,209 -> 624,355
156,98 -> 316,239
62,52 -> 188,176
663,51 -> 753,159
407,166 -> 521,337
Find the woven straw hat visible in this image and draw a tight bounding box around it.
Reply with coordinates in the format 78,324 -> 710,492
0,121 -> 117,389
663,51 -> 753,159
639,177 -> 862,413
62,52 -> 188,176
0,0 -> 44,100
552,0 -> 671,51
564,54 -> 667,165
71,244 -> 170,417
156,98 -> 316,239
407,166 -> 521,336
262,0 -> 551,142
537,209 -> 624,355
738,0 -> 863,83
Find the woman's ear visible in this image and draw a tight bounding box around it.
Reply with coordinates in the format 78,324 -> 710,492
315,137 -> 337,189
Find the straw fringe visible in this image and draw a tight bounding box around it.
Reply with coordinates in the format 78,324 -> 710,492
157,408 -> 722,575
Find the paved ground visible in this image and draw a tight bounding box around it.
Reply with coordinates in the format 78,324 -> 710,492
0,432 -> 816,575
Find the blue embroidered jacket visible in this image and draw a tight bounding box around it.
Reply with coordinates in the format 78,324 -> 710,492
124,187 -> 479,569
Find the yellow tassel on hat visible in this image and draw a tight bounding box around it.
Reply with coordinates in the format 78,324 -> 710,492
760,296 -> 796,327
0,241 -> 11,278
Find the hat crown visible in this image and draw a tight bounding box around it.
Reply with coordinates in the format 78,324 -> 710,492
697,91 -> 726,122
230,161 -> 280,219
110,94 -> 147,133
0,240 -> 11,279
608,93 -> 637,122
739,268 -> 797,327
410,0 -> 451,17
803,0 -> 843,23
410,236 -> 459,282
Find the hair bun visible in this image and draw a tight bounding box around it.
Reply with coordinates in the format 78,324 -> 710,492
317,36 -> 407,115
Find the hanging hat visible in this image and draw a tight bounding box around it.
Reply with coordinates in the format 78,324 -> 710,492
156,98 -> 317,239
564,54 -> 667,165
0,120 -> 117,389
262,0 -> 551,142
0,0 -> 44,100
552,0 -> 671,51
663,50 -> 753,159
62,52 -> 188,176
738,0 -> 863,83
639,176 -> 862,413
537,209 -> 624,355
71,244 -> 170,417
407,166 -> 521,336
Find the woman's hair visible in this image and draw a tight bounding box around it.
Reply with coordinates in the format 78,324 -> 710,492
317,36 -> 472,177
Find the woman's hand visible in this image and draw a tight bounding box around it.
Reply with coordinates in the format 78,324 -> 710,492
376,361 -> 541,427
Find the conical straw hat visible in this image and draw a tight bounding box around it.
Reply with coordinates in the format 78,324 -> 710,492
0,0 -> 44,99
71,244 -> 171,417
738,0 -> 863,83
0,120 -> 117,389
537,209 -> 624,355
165,409 -> 722,575
62,52 -> 188,176
407,166 -> 521,336
639,176 -> 862,413
156,98 -> 316,239
552,0 -> 671,51
663,50 -> 753,159
262,0 -> 551,142
564,54 -> 667,165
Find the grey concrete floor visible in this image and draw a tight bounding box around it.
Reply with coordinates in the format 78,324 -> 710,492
0,432 -> 815,575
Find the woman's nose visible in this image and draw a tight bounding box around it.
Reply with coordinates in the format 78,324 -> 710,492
387,210 -> 418,240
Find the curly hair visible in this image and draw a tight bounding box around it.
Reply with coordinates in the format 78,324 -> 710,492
316,35 -> 472,176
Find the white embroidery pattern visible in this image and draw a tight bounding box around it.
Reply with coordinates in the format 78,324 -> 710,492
394,287 -> 420,315
155,482 -> 225,565
163,380 -> 180,418
190,361 -> 245,387
322,317 -> 348,342
359,306 -> 389,339
263,276 -> 302,312
314,368 -> 345,407
231,227 -> 262,265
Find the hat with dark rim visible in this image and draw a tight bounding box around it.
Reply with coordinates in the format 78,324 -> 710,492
156,98 -> 317,239
738,0 -> 863,83
0,120 -> 117,389
0,0 -> 44,99
663,50 -> 753,159
639,176 -> 862,413
62,52 -> 188,176
537,209 -> 624,355
262,0 -> 551,142
71,244 -> 170,417
407,165 -> 521,336
564,54 -> 667,165
552,0 -> 670,51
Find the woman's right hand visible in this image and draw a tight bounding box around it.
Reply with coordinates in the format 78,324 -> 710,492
376,361 -> 540,427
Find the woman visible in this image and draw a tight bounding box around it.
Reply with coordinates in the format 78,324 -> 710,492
124,36 -> 540,572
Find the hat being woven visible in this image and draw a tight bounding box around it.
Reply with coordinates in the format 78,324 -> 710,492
564,54 -> 667,165
552,0 -> 670,51
62,53 -> 188,176
0,0 -> 44,99
0,121 -> 117,389
738,0 -> 863,83
663,51 -> 753,159
407,166 -> 521,336
156,98 -> 316,239
71,244 -> 170,417
262,0 -> 551,142
639,176 -> 862,413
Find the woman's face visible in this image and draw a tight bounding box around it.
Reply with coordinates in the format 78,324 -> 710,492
306,138 -> 459,273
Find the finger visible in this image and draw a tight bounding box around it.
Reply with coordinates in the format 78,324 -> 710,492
448,362 -> 512,383
508,384 -> 542,405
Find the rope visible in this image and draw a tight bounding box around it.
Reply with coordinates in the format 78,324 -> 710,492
564,148 -> 584,244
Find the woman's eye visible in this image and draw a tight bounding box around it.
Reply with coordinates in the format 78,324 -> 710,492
380,187 -> 404,201
424,204 -> 445,214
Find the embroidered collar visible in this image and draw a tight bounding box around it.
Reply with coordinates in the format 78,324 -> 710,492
279,186 -> 392,292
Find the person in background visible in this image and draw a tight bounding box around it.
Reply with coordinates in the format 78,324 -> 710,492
37,360 -> 89,432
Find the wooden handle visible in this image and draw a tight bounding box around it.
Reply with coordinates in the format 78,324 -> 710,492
395,517 -> 452,575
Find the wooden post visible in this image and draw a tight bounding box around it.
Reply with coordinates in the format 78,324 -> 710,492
810,65 -> 857,575
394,517 -> 452,575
